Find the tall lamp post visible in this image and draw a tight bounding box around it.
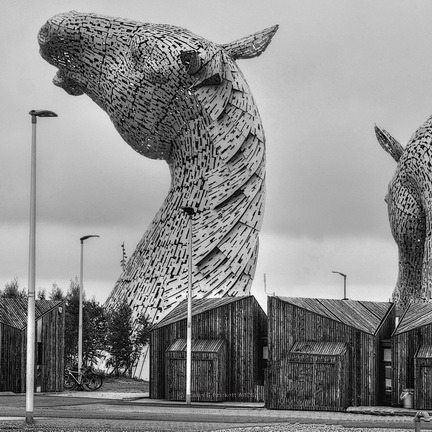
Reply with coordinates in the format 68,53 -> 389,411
26,110 -> 58,424
78,235 -> 99,380
180,206 -> 195,405
332,271 -> 348,300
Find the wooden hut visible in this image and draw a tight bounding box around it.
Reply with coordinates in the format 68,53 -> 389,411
0,298 -> 65,393
266,296 -> 395,411
392,302 -> 432,409
150,295 -> 267,402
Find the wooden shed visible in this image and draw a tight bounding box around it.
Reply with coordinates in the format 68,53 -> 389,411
266,296 -> 395,411
392,302 -> 432,409
165,338 -> 227,401
0,298 -> 65,393
150,295 -> 267,402
284,341 -> 350,411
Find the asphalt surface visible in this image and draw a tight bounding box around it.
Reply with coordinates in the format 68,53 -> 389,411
1,392 -> 432,431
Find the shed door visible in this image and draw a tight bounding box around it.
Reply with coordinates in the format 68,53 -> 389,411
166,357 -> 186,401
419,366 -> 432,409
193,359 -> 215,401
166,357 -> 220,401
287,361 -> 339,409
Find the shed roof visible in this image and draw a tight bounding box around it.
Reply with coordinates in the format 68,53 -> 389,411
0,298 -> 63,329
393,302 -> 432,336
416,344 -> 432,359
289,341 -> 347,356
166,338 -> 226,353
155,296 -> 255,329
277,296 -> 394,335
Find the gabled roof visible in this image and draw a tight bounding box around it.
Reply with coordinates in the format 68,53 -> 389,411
276,296 -> 394,335
154,296 -> 255,329
0,298 -> 63,330
393,302 -> 432,336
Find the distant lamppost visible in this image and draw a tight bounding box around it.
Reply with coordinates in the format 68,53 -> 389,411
26,110 -> 58,424
78,235 -> 100,380
332,271 -> 348,300
180,206 -> 195,405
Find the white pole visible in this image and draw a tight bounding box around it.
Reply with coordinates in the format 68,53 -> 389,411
25,116 -> 37,424
26,110 -> 57,424
186,213 -> 193,405
78,240 -> 84,381
78,235 -> 99,380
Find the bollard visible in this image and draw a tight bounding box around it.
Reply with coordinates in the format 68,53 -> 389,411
414,411 -> 430,432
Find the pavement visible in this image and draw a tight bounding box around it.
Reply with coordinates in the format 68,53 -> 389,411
1,391 -> 432,430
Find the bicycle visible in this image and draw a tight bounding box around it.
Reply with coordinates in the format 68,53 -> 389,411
64,365 -> 103,391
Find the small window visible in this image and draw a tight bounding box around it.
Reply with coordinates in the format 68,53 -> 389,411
37,342 -> 43,366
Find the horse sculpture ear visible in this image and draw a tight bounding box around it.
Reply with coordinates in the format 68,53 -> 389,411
222,25 -> 279,59
374,124 -> 404,162
186,25 -> 278,90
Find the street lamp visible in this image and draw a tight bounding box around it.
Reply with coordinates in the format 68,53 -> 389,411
26,109 -> 58,424
78,235 -> 100,380
180,206 -> 195,405
332,271 -> 348,300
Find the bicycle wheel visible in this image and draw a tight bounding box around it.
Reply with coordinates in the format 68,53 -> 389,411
82,373 -> 103,391
64,373 -> 77,390
93,374 -> 103,390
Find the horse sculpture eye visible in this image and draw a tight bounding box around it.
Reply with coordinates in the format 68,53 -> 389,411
179,50 -> 201,74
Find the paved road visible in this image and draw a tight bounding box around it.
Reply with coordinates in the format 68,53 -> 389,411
1,393 -> 431,431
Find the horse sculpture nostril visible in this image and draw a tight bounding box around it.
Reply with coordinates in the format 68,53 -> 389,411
38,22 -> 51,45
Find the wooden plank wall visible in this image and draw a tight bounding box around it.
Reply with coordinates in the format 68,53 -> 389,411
392,324 -> 432,407
150,296 -> 266,401
266,297 -> 390,410
39,303 -> 65,392
0,323 -> 22,392
20,324 -> 28,393
17,304 -> 65,393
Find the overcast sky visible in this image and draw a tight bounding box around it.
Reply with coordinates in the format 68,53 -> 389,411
2,0 -> 432,311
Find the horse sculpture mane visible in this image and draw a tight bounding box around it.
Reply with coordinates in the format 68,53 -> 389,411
38,11 -> 277,374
